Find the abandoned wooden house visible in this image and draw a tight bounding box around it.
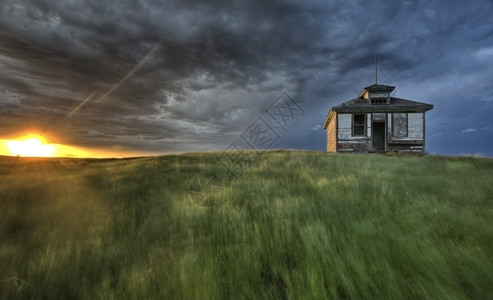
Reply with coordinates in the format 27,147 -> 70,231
323,83 -> 433,153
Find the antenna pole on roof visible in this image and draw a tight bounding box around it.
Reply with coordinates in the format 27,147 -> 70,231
374,54 -> 378,84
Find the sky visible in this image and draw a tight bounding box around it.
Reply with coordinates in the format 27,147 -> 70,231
0,0 -> 492,157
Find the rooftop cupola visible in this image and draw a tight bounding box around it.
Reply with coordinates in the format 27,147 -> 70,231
359,84 -> 395,104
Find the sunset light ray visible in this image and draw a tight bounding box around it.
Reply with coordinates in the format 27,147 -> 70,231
95,42 -> 161,104
68,90 -> 97,117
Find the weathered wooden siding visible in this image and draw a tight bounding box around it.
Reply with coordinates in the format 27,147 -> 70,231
329,111 -> 426,153
387,115 -> 392,139
386,112 -> 425,152
337,139 -> 372,152
373,113 -> 386,121
335,113 -> 371,152
407,113 -> 423,139
387,140 -> 424,152
388,113 -> 423,140
337,113 -> 352,140
326,111 -> 337,152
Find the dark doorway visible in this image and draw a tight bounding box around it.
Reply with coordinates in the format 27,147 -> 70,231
373,122 -> 385,151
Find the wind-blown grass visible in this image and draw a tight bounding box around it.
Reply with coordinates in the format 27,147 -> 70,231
0,151 -> 492,299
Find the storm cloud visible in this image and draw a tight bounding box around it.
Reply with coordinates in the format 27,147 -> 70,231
1,0 -> 492,156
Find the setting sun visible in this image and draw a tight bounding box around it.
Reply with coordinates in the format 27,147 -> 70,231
7,137 -> 55,157
1,133 -> 154,158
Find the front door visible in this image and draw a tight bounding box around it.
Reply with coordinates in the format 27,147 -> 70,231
373,122 -> 385,151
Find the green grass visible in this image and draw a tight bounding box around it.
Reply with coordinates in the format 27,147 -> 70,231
0,151 -> 492,299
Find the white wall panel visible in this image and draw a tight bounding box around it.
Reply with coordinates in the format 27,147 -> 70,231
408,113 -> 423,139
337,114 -> 352,139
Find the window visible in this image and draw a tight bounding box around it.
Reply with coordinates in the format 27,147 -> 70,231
392,113 -> 408,138
371,98 -> 387,104
353,114 -> 366,136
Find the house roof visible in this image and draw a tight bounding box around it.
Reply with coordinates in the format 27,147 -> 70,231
323,97 -> 434,129
357,83 -> 396,98
331,96 -> 434,113
363,84 -> 395,92
323,82 -> 434,129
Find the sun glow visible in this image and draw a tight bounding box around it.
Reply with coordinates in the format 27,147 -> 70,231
7,137 -> 55,157
1,134 -> 155,158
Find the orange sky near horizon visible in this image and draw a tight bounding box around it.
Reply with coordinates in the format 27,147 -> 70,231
0,134 -> 158,158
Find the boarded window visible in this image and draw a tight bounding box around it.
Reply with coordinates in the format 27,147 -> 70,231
353,114 -> 366,136
392,113 -> 408,138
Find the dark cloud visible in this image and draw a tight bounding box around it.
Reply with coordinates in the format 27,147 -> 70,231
0,0 -> 492,156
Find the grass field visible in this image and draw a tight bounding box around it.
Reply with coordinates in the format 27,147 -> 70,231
1,151 -> 492,299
